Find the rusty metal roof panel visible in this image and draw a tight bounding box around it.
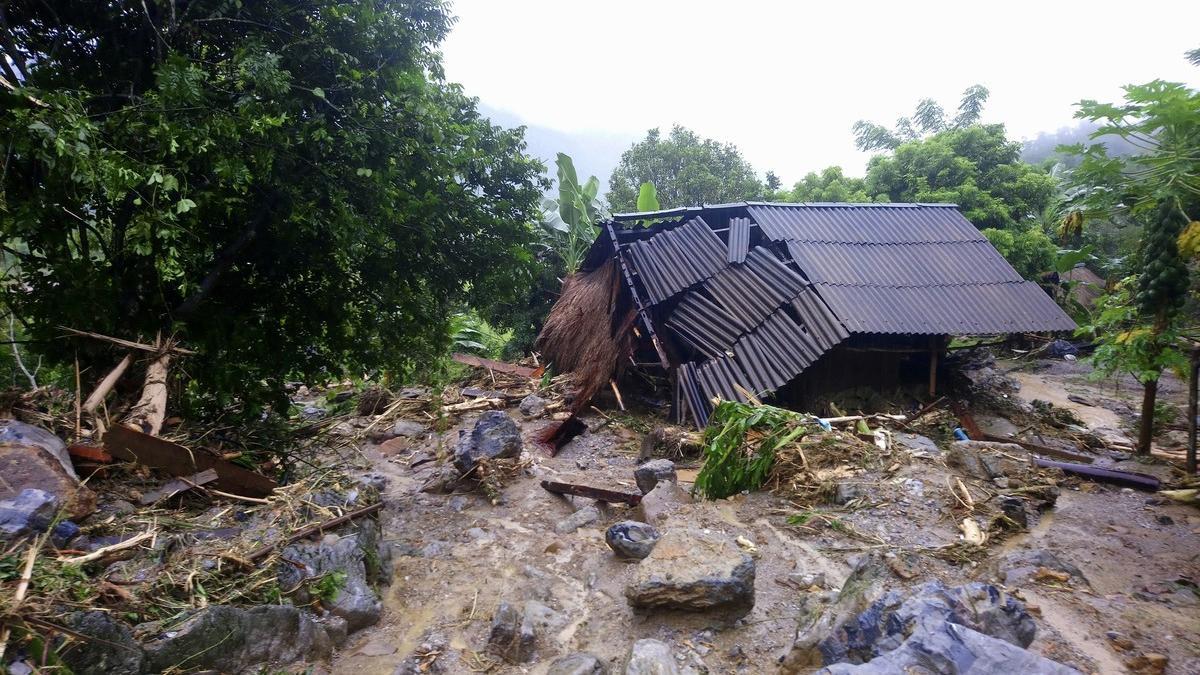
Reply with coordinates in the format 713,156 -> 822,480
748,203 -> 984,244
813,282 -> 1077,335
727,217 -> 750,264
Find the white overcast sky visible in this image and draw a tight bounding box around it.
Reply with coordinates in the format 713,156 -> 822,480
441,0 -> 1200,183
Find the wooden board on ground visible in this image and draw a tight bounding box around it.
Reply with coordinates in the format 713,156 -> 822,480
104,425 -> 278,497
138,468 -> 218,505
451,353 -> 537,378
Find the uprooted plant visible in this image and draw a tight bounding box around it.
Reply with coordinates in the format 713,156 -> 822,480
693,401 -> 814,500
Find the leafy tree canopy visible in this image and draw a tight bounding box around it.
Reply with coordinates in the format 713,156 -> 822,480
776,166 -> 875,204
608,126 -> 765,211
864,124 -> 1058,230
0,0 -> 547,413
853,85 -> 990,152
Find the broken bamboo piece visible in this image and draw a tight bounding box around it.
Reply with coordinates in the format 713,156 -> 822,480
138,468 -> 219,505
83,353 -> 133,414
246,501 -> 383,562
59,530 -> 156,565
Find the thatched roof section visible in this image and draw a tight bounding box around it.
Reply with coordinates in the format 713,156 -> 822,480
536,259 -> 635,410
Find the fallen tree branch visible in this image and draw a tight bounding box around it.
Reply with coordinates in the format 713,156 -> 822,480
59,529 -> 156,565
58,327 -> 196,355
126,347 -> 169,435
246,501 -> 383,562
83,353 -> 133,414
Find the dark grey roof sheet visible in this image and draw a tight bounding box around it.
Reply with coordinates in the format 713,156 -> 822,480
749,203 -> 983,244
626,216 -> 726,304
815,282 -> 1077,334
785,240 -> 1023,287
727,217 -> 750,264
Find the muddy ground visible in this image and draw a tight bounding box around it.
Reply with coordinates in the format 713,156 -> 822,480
326,356 -> 1200,674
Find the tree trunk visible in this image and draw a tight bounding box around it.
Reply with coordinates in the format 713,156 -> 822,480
1137,376 -> 1159,456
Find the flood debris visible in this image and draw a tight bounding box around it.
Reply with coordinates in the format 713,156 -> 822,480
541,480 -> 643,506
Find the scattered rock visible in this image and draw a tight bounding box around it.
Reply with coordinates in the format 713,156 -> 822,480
420,464 -> 463,494
634,459 -> 678,494
994,549 -> 1086,587
606,520 -> 661,559
637,480 -> 691,526
555,504 -> 601,534
453,411 -> 523,474
488,601 -> 535,663
946,441 -> 1025,480
0,419 -> 75,476
0,488 -> 59,540
1045,339 -> 1080,358
519,394 -> 548,417
626,529 -> 755,617
57,611 -> 145,675
893,433 -> 941,457
832,482 -> 867,505
626,638 -> 679,675
277,516 -> 392,632
999,496 -> 1028,529
1127,652 -> 1168,674
391,420 -> 428,438
141,605 -> 338,673
549,651 -> 607,675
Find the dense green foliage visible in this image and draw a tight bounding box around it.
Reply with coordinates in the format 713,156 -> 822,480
0,0 -> 546,413
776,167 -> 873,203
608,126 -> 765,211
693,401 -> 811,500
853,85 -> 990,152
540,153 -> 606,275
865,125 -> 1058,230
981,226 -> 1057,279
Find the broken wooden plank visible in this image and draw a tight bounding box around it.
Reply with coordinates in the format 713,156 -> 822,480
451,352 -> 536,378
104,425 -> 278,497
1033,458 -> 1161,491
138,468 -> 219,505
981,433 -> 1094,464
540,480 -> 642,506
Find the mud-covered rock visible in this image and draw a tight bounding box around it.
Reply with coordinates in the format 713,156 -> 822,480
626,529 -> 755,616
277,516 -> 392,632
454,411 -> 523,474
141,605 -> 338,673
993,549 -> 1087,587
636,480 -> 691,526
57,611 -> 145,675
555,504 -> 601,534
549,652 -> 607,675
606,520 -> 660,559
946,441 -> 1026,480
519,394 -> 548,417
0,421 -> 95,519
488,601 -> 535,663
626,639 -> 678,675
634,459 -> 677,494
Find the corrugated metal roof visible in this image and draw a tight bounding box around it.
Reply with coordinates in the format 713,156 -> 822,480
749,203 -> 984,244
625,216 -> 726,304
665,292 -> 746,359
785,240 -> 1023,287
727,217 -> 750,264
814,282 -> 1077,334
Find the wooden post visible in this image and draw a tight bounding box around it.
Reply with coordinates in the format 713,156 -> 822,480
1188,347 -> 1198,475
928,336 -> 939,398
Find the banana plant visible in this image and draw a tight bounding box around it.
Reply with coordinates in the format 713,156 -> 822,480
541,153 -> 609,275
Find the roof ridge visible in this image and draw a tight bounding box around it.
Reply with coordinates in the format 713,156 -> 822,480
811,280 -> 1041,289
785,238 -> 988,245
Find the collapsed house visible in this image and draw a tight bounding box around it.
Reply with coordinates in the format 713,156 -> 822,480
537,202 -> 1076,427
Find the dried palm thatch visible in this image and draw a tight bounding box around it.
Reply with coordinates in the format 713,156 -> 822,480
536,259 -> 635,410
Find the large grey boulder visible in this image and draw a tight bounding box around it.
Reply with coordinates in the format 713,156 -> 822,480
785,579 -> 1072,674
57,611 -> 145,675
141,605 -> 338,673
453,411 -> 523,474
277,516 -> 392,632
817,621 -> 1080,674
0,419 -> 75,477
0,420 -> 95,519
488,601 -> 535,663
625,529 -> 755,617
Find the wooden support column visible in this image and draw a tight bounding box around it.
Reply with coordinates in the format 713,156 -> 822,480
928,335 -> 939,398
1188,346 -> 1198,475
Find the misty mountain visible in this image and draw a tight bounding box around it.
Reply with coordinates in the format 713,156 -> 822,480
1021,121 -> 1140,166
478,104 -> 638,193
